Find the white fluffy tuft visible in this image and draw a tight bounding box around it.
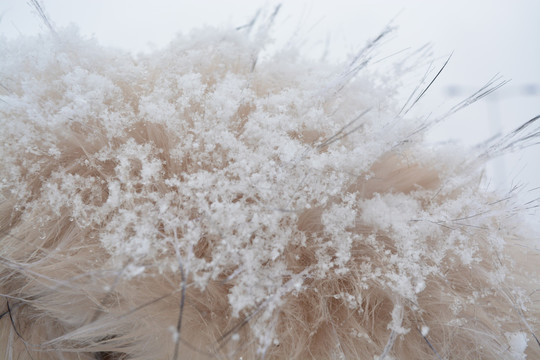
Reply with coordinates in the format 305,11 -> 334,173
1,20 -> 539,360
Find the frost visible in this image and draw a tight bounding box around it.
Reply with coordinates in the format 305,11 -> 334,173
168,326 -> 179,344
124,264 -> 146,278
505,332 -> 528,360
388,303 -> 409,335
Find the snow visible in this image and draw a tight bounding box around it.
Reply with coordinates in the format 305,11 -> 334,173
505,332 -> 528,360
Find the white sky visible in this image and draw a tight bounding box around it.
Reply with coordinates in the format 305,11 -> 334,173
1,0 -> 539,202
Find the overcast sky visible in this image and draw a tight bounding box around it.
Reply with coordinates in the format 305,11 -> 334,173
1,0 -> 539,201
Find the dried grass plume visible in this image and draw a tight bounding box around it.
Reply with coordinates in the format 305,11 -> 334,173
1,10 -> 540,360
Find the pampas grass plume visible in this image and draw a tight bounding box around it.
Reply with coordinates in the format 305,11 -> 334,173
1,8 -> 539,360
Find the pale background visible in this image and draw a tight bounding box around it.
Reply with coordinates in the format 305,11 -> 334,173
1,0 -> 539,213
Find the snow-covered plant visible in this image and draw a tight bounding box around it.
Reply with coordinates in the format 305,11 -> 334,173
1,11 -> 539,360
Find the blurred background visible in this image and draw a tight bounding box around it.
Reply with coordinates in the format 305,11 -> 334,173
1,0 -> 539,217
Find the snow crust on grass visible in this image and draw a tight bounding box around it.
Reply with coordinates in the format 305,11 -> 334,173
1,24 -> 539,359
